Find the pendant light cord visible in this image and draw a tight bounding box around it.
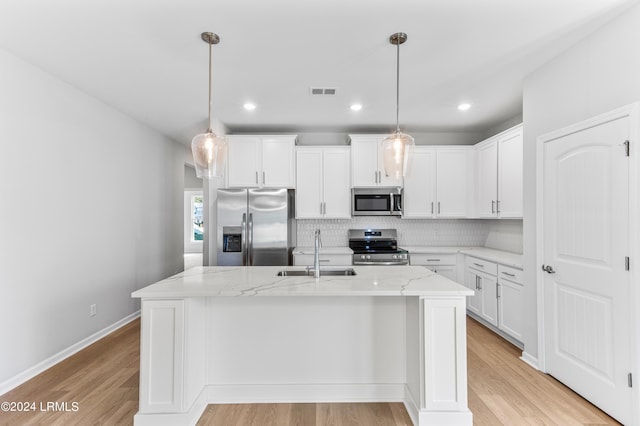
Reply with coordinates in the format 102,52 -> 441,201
395,40 -> 400,133
207,40 -> 213,133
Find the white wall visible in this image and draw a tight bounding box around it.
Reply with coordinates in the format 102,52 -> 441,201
521,3 -> 640,360
0,49 -> 187,388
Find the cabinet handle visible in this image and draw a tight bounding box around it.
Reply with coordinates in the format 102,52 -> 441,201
320,202 -> 323,215
431,202 -> 434,214
255,171 -> 259,184
262,171 -> 265,184
374,171 -> 378,183
491,200 -> 495,214
502,272 -> 516,277
427,259 -> 441,262
378,170 -> 382,183
323,202 -> 326,215
496,283 -> 500,298
437,202 -> 441,214
478,278 -> 482,290
496,200 -> 500,214
473,262 -> 484,268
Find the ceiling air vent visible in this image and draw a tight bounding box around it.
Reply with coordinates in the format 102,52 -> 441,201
310,87 -> 338,96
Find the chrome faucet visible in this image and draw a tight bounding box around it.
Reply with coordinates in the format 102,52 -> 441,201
313,229 -> 321,278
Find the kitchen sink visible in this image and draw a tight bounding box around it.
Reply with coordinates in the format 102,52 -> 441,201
277,268 -> 357,277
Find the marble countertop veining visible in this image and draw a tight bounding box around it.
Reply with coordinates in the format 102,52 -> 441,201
131,265 -> 472,299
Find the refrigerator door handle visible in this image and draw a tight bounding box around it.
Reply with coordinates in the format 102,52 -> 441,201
248,212 -> 254,266
241,213 -> 247,266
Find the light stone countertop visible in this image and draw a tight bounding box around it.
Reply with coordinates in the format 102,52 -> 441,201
402,246 -> 465,254
292,247 -> 353,255
458,248 -> 523,269
403,246 -> 523,269
131,265 -> 472,299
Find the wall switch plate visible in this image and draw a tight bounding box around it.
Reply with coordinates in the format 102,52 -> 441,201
90,304 -> 97,317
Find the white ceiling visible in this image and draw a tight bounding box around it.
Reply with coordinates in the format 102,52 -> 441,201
0,0 -> 636,144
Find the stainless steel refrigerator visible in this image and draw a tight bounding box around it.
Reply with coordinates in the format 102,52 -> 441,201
217,188 -> 295,266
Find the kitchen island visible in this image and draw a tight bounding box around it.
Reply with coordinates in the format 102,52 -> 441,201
131,265 -> 473,425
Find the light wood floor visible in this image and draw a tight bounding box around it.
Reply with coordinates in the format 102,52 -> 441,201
0,317 -> 619,425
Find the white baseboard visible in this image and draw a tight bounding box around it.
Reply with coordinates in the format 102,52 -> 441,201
0,311 -> 140,396
134,387 -> 207,426
520,351 -> 541,371
207,383 -> 405,404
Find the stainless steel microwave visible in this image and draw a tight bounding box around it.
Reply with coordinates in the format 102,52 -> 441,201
352,188 -> 402,216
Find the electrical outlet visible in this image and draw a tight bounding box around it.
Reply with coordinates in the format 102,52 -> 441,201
90,304 -> 97,317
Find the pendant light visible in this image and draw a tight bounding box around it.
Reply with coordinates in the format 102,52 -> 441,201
191,32 -> 227,179
381,32 -> 414,179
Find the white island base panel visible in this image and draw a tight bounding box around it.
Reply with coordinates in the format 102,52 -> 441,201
132,266 -> 472,426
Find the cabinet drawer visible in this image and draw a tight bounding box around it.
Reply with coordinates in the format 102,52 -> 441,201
497,265 -> 523,284
465,256 -> 497,275
409,253 -> 457,266
293,254 -> 352,266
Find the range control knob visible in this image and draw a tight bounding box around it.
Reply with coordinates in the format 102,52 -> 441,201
366,255 -> 371,260
360,255 -> 366,260
392,255 -> 398,259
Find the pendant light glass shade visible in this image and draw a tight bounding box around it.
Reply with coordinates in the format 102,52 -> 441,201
192,131 -> 227,179
192,32 -> 226,179
381,130 -> 415,180
382,32 -> 414,179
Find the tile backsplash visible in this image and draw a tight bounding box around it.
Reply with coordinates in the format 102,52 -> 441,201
297,217 -> 523,253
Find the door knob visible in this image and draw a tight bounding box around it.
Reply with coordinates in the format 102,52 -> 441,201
541,264 -> 556,274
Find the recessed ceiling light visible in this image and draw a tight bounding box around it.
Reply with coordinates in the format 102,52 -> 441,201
350,104 -> 363,111
457,103 -> 471,111
243,103 -> 256,111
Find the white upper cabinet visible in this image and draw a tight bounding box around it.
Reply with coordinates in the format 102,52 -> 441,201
475,124 -> 523,218
295,147 -> 351,219
226,135 -> 296,188
349,135 -> 403,187
497,127 -> 523,218
403,146 -> 473,218
403,148 -> 436,217
476,139 -> 499,217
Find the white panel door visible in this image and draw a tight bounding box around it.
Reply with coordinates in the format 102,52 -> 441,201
262,137 -> 295,188
403,148 -> 436,218
322,148 -> 351,218
476,139 -> 498,217
436,148 -> 469,217
543,117 -> 631,424
498,127 -> 523,217
227,136 -> 260,187
295,149 -> 323,218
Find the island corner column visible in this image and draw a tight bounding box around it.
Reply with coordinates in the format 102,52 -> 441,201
405,295 -> 473,426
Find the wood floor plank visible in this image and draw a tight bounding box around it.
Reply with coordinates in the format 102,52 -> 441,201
0,316 -> 622,426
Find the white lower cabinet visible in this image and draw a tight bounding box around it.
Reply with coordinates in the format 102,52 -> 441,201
497,265 -> 524,342
465,256 -> 523,343
409,253 -> 457,281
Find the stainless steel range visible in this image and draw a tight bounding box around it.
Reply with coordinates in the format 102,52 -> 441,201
349,229 -> 409,265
